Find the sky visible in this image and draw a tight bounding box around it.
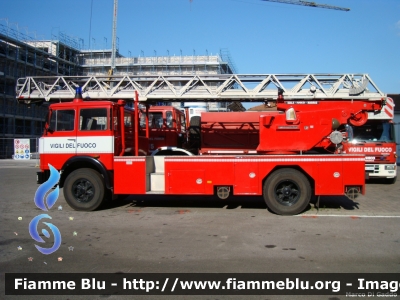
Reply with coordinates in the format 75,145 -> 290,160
2,0 -> 400,95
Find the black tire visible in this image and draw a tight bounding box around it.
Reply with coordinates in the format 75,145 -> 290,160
63,168 -> 105,211
263,168 -> 311,215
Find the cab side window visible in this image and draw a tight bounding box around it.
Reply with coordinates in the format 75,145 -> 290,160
166,111 -> 173,128
180,114 -> 186,132
152,113 -> 163,128
79,108 -> 108,131
49,110 -> 75,131
124,112 -> 132,127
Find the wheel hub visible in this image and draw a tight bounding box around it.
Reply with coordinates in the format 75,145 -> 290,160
283,187 -> 291,195
77,185 -> 87,194
275,181 -> 300,206
72,179 -> 94,203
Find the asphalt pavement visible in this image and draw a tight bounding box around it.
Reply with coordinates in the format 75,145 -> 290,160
1,159 -> 399,300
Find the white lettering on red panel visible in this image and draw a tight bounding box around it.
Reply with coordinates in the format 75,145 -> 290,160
39,136 -> 114,154
347,147 -> 392,153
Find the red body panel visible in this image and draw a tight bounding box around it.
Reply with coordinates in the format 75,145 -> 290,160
111,155 -> 365,197
165,159 -> 236,195
257,109 -> 342,152
40,154 -> 75,171
277,99 -> 382,115
200,112 -> 262,154
113,157 -> 146,194
162,155 -> 365,196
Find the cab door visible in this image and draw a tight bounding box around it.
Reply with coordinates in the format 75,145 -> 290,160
77,106 -> 114,168
40,108 -> 77,170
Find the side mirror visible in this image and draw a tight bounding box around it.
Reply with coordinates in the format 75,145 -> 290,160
345,124 -> 354,141
44,111 -> 54,134
45,123 -> 54,134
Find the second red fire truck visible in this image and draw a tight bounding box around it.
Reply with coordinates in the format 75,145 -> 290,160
341,97 -> 397,184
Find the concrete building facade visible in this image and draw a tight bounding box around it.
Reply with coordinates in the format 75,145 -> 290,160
0,23 -> 236,157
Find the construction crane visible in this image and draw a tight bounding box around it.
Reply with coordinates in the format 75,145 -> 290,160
262,0 -> 350,11
109,0 -> 118,76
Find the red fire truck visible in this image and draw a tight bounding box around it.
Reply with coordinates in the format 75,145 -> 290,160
341,97 -> 397,184
16,74 -> 386,215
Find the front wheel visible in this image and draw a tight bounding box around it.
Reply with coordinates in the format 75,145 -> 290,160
63,168 -> 105,211
263,168 -> 311,215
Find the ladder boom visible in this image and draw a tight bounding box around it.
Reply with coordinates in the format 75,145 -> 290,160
16,73 -> 384,103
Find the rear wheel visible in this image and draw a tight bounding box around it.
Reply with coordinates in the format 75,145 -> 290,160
263,168 -> 311,215
63,168 -> 105,211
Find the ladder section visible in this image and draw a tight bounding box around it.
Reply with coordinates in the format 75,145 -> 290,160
146,156 -> 165,193
16,73 -> 385,103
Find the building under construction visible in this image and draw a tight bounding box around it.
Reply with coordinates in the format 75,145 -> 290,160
0,22 -> 236,158
80,49 -> 236,76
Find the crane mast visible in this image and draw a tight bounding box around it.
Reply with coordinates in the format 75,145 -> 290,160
262,0 -> 350,11
110,0 -> 118,73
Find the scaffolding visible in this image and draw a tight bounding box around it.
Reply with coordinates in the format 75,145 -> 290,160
0,20 -> 237,153
79,50 -> 236,76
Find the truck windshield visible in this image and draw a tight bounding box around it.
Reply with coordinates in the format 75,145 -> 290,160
49,109 -> 75,131
140,112 -> 174,129
347,120 -> 395,143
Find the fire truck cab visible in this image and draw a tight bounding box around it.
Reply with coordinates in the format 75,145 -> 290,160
343,120 -> 397,183
140,106 -> 189,156
38,99 -> 191,183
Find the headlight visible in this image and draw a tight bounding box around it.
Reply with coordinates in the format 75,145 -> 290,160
385,165 -> 396,170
